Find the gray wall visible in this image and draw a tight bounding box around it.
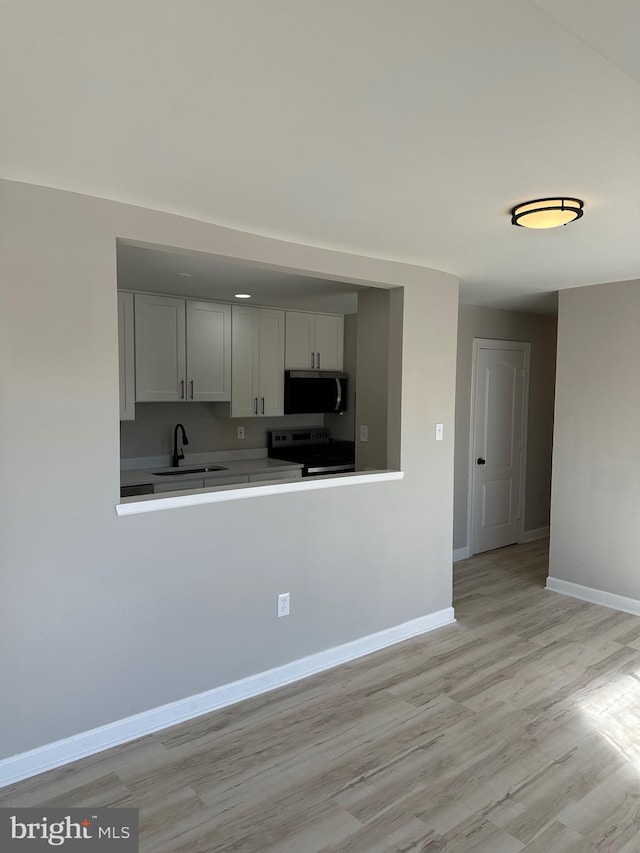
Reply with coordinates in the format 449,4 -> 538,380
355,289 -> 390,470
0,179 -> 458,759
549,279 -> 640,598
325,312 -> 356,442
121,406 -> 321,459
454,304 -> 557,551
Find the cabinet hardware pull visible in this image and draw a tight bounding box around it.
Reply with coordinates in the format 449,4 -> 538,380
190,380 -> 194,399
311,352 -> 315,369
180,379 -> 185,399
254,397 -> 258,415
317,352 -> 321,369
261,397 -> 265,415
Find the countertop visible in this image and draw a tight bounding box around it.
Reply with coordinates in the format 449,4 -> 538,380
121,454 -> 303,487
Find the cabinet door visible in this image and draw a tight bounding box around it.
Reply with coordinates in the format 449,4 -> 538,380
285,312 -> 315,369
153,479 -> 204,493
186,301 -> 231,402
117,291 -> 135,420
249,470 -> 302,482
315,313 -> 344,371
203,475 -> 250,487
259,309 -> 285,416
230,305 -> 260,417
135,294 -> 186,401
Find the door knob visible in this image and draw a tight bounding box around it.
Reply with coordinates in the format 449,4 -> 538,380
477,457 -> 486,465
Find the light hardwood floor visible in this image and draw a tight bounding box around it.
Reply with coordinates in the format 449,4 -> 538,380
4,540 -> 640,851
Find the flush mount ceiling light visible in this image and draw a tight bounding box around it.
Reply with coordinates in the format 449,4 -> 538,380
511,197 -> 584,229
174,272 -> 192,278
234,293 -> 252,299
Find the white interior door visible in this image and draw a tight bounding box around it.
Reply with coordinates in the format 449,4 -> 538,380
471,341 -> 528,554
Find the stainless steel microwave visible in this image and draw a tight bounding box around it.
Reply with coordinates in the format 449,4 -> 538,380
283,370 -> 348,414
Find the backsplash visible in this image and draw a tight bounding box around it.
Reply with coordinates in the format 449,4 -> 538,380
120,403 -> 323,459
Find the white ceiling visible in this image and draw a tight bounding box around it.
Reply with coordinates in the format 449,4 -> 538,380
117,242 -> 364,313
3,0 -> 640,314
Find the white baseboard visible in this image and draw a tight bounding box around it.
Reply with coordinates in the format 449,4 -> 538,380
520,526 -> 550,543
453,547 -> 470,562
0,607 -> 455,789
546,577 -> 640,618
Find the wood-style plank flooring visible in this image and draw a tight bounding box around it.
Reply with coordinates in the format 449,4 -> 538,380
4,540 -> 640,851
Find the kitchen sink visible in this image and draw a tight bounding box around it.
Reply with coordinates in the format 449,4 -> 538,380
151,466 -> 228,476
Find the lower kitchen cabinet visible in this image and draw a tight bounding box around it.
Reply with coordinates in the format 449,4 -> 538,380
248,470 -> 301,482
203,475 -> 250,488
151,470 -> 299,493
153,475 -> 250,493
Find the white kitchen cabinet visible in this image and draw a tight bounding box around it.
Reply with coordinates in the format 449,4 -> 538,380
186,300 -> 231,402
230,305 -> 284,417
285,311 -> 343,371
203,475 -> 250,487
248,470 -> 302,482
154,479 -> 204,494
135,294 -> 186,402
314,313 -> 344,370
134,294 -> 230,403
154,474 -> 250,493
117,291 -> 135,420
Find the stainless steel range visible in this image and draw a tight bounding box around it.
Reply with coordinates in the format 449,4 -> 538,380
268,428 -> 355,477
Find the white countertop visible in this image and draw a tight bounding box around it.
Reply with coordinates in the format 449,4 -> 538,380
121,451 -> 302,487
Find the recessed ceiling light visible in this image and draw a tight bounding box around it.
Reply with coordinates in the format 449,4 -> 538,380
234,293 -> 252,299
175,272 -> 192,278
511,197 -> 584,229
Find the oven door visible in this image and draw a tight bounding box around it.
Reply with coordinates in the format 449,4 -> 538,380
284,371 -> 347,414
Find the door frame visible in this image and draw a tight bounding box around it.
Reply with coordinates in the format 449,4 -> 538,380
467,338 -> 531,557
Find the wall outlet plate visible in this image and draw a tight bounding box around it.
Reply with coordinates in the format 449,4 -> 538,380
435,423 -> 444,441
237,426 -> 245,439
277,592 -> 290,617
359,425 -> 368,442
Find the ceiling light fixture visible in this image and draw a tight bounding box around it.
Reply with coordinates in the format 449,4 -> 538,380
234,293 -> 251,299
511,197 -> 584,229
175,272 -> 192,278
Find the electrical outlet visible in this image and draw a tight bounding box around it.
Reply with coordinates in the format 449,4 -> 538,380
359,425 -> 368,442
435,423 -> 444,441
237,426 -> 245,440
277,592 -> 290,617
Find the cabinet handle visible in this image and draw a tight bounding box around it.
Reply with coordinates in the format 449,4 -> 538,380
317,352 -> 321,369
254,397 -> 258,415
261,397 -> 265,415
190,379 -> 194,400
180,379 -> 185,399
311,352 -> 315,369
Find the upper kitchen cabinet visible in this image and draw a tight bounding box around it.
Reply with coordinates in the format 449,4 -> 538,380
134,293 -> 231,402
117,291 -> 135,420
229,305 -> 284,417
285,311 -> 344,371
186,300 -> 231,402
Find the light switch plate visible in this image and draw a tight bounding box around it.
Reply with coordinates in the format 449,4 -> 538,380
435,423 -> 444,441
359,425 -> 369,442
